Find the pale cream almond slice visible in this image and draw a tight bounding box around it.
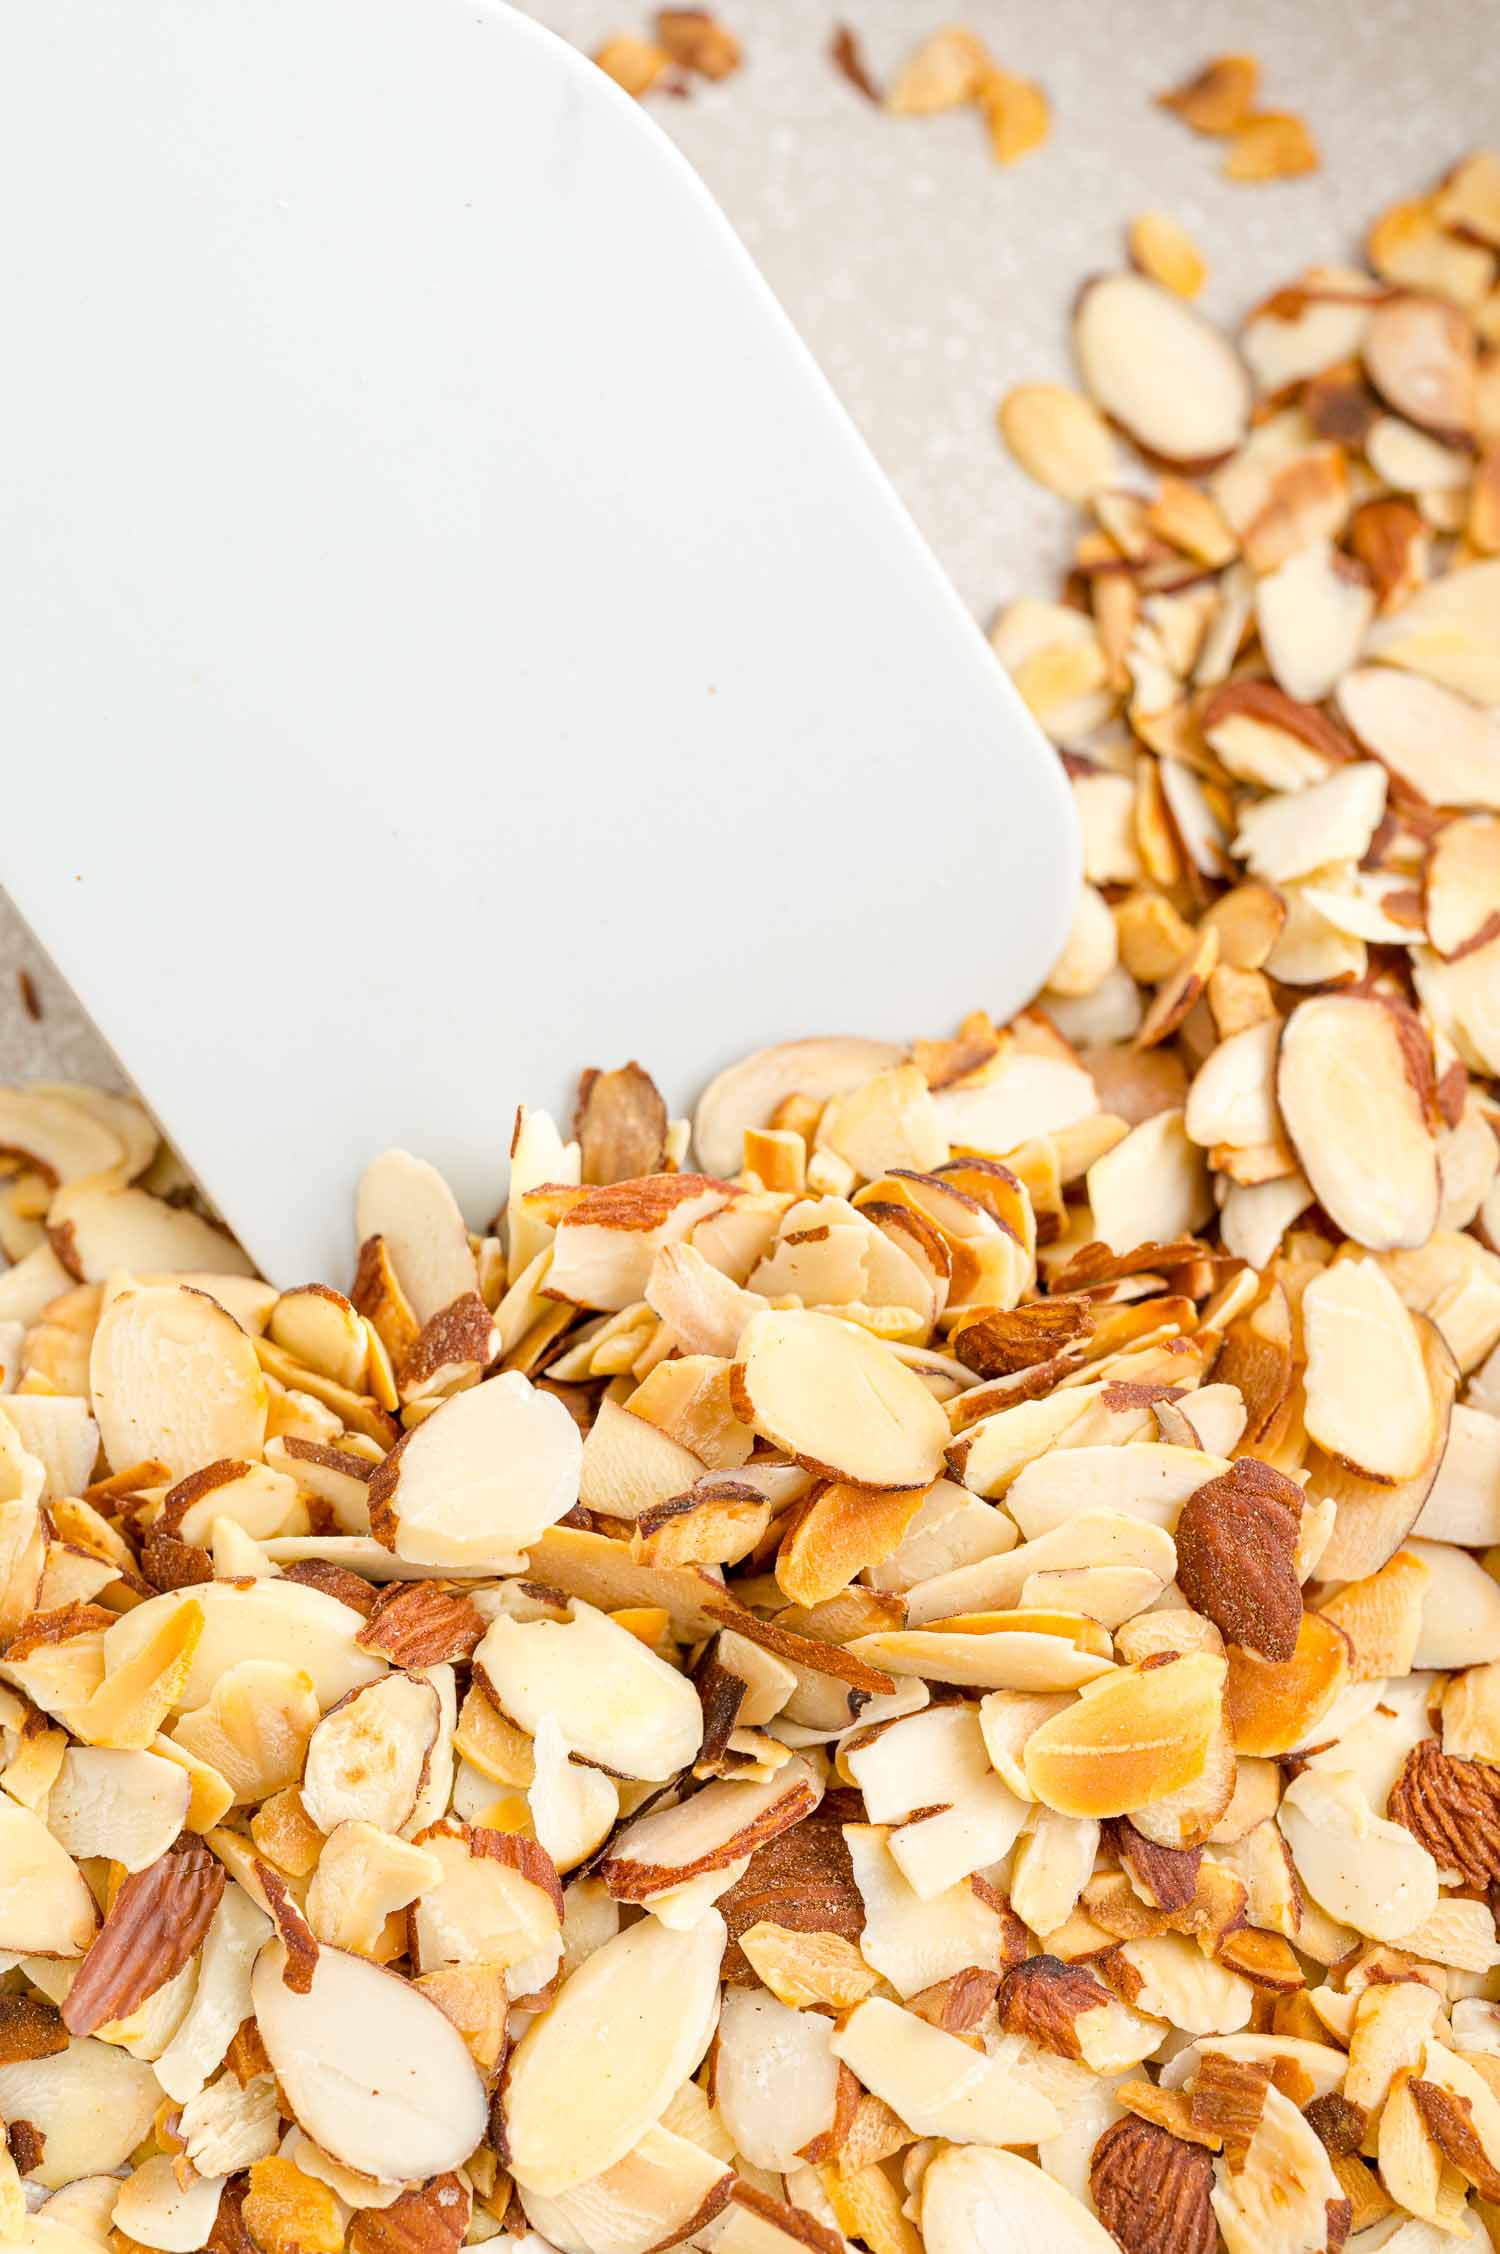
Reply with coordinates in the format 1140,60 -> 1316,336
1023,1652 -> 1227,1819
268,1285 -> 370,1391
888,1771 -> 1031,1897
1277,995 -> 1440,1252
506,1104 -> 581,1280
714,1984 -> 841,2171
1361,554 -> 1500,703
1338,664 -> 1500,810
1297,867 -> 1425,945
1083,1109 -> 1213,1256
600,1757 -> 819,1900
0,1240 -> 74,1327
161,1456 -> 301,1546
525,1523 -> 727,1640
1406,1535 -> 1500,1667
1416,931 -> 1500,1077
1200,681 -> 1348,793
904,1514 -> 1175,1629
473,1596 -> 702,1781
1020,1562 -> 1165,1627
1312,1315 -> 1457,1581
104,1579 -> 385,1714
830,1994 -> 1060,2147
848,1615 -> 1114,1695
646,1240 -> 768,1359
843,1825 -> 1009,2004
88,1282 -> 267,1480
0,1791 -> 98,1955
547,1176 -> 738,1313
1210,2084 -> 1346,2254
46,1746 -> 190,1871
1426,813 -> 1500,961
1241,289 -> 1373,395
528,1713 -> 620,1872
111,2154 -> 227,2253
29,1083 -> 158,1183
578,1394 -> 706,1520
1363,291 -> 1477,433
304,1821 -> 443,1955
368,1369 -> 581,1570
1366,411 -> 1471,491
1006,1444 -> 1231,1541
176,2072 -> 280,2177
1280,1767 -> 1438,1941
0,1394 -> 99,1503
355,1150 -> 478,1327
1155,1384 -> 1247,1459
930,1051 -> 1099,1158
1232,763 -> 1387,888
843,1701 -> 991,1820
1073,273 -> 1251,468
502,1907 -> 724,2195
0,2036 -> 160,2188
1261,880 -> 1367,988
1159,755 -> 1232,880
518,2122 -> 733,2254
1302,1255 -> 1437,1483
815,1065 -> 947,1180
1254,542 -> 1375,704
922,2144 -> 1118,2254
1413,1402 -> 1500,1544
998,384 -> 1119,500
1183,1020 -> 1282,1151
47,1178 -> 252,1286
947,1383 -> 1099,1498
1046,883 -> 1120,1000
407,1819 -> 562,1986
252,1937 -> 486,2183
0,1089 -> 126,1187
732,1308 -> 948,1489
1116,1932 -> 1254,2035
300,1671 -> 440,1834
153,1879 -> 271,2104
692,1039 -> 904,1179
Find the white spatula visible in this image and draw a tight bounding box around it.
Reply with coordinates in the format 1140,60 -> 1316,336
0,0 -> 1078,1287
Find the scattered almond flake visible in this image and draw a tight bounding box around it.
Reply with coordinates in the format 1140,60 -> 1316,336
829,22 -> 880,102
1074,273 -> 1251,468
592,33 -> 673,98
883,25 -> 992,116
978,67 -> 1050,167
1156,54 -> 1259,135
998,384 -> 1118,502
1128,209 -> 1208,299
1222,110 -> 1320,183
655,9 -> 740,81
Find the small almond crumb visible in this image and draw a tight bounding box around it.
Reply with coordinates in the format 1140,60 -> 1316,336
1128,210 -> 1208,299
1223,111 -> 1320,182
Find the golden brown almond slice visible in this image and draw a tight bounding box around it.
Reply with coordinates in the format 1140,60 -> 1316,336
775,1479 -> 932,1608
1128,210 -> 1207,300
998,385 -> 1118,501
473,1597 -> 702,1781
1156,53 -> 1259,134
1315,1547 -> 1430,1680
572,1061 -> 669,1186
978,66 -> 1049,166
88,1283 -> 267,1481
368,1370 -> 580,1571
1073,274 -> 1251,470
1277,996 -> 1440,1252
1222,110 -> 1319,181
1301,1256 -> 1436,1483
1023,1652 -> 1225,1818
883,25 -> 991,114
252,1937 -> 486,2184
103,1577 -> 384,1717
1223,1612 -> 1349,1758
731,1309 -> 948,1489
693,1040 -> 903,1179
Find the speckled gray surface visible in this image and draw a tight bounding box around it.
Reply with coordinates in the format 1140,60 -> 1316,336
4,0 -> 1497,1087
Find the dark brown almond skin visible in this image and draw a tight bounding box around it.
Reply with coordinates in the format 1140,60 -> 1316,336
693,1638 -> 748,1765
348,2172 -> 472,2254
1390,1738 -> 1500,1887
1090,2116 -> 1216,2254
1113,1819 -> 1202,1911
907,1968 -> 998,2040
6,2120 -> 45,2177
1305,2091 -> 1367,2155
997,1955 -> 1113,2061
357,1581 -> 485,1666
281,1558 -> 381,1615
1175,1457 -> 1304,1661
600,1774 -> 819,1902
719,1790 -> 864,1984
572,1062 -> 669,1187
1412,2079 -> 1500,2201
61,1840 -> 225,2037
400,1291 -> 496,1391
1188,2049 -> 1271,2159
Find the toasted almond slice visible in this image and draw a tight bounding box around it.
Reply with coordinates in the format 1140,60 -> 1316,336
1006,1444 -> 1229,1542
104,1578 -> 384,1715
473,1597 -> 702,1781
1338,664 -> 1500,810
693,1041 -> 903,1179
601,1758 -> 820,1901
518,2122 -> 733,2254
88,1283 -> 267,1481
738,1922 -> 879,2011
367,1370 -> 580,1570
1233,762 -> 1387,888
1277,996 -> 1439,1251
252,1937 -> 486,2183
1223,1612 -> 1349,1757
547,1176 -> 735,1312
731,1309 -> 948,1489
355,1150 -> 477,1327
1023,1653 -> 1226,1818
1156,53 -> 1258,134
831,1994 -> 1059,2146
1280,1768 -> 1438,1941
1302,1257 -> 1436,1483
1073,274 -> 1251,469
1362,555 -> 1500,703
848,1618 -> 1114,1695
1128,209 -> 1207,299
1184,1021 -> 1282,1152
998,385 -> 1118,501
502,1908 -> 724,2194
409,1820 -> 562,1980
299,1671 -> 440,1834
1223,110 -> 1319,182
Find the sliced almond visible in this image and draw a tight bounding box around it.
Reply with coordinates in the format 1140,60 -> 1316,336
1073,275 -> 1251,468
732,1309 -> 948,1488
1222,110 -> 1319,183
355,1150 -> 477,1328
103,1577 -> 384,1715
830,1994 -> 1060,2147
998,385 -> 1118,501
0,2035 -> 161,2188
88,1283 -> 267,1481
1302,1255 -> 1436,1482
1023,1653 -> 1226,1818
300,1671 -> 440,1834
473,1596 -> 702,1781
1338,663 -> 1500,809
46,1745 -> 190,1871
1128,210 -> 1207,299
1364,291 -> 1476,433
601,1758 -> 820,1901
1280,1768 -> 1438,1940
1254,543 -> 1374,704
368,1370 -> 580,1570
1277,995 -> 1439,1250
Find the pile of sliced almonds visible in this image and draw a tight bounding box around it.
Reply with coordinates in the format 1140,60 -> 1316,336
2,156 -> 1500,2254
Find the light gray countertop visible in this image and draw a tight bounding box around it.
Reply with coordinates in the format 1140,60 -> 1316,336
5,0 -> 1497,1085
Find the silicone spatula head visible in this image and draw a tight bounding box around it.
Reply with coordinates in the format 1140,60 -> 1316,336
0,0 -> 1078,1286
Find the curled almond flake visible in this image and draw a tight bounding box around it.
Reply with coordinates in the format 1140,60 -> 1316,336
1129,210 -> 1208,300
1157,53 -> 1259,134
1223,111 -> 1320,182
61,1838 -> 225,2038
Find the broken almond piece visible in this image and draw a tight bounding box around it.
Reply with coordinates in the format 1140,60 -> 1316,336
1128,210 -> 1207,299
1223,111 -> 1320,182
368,1370 -> 581,1571
998,385 -> 1118,501
1156,53 -> 1259,135
1277,995 -> 1440,1251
